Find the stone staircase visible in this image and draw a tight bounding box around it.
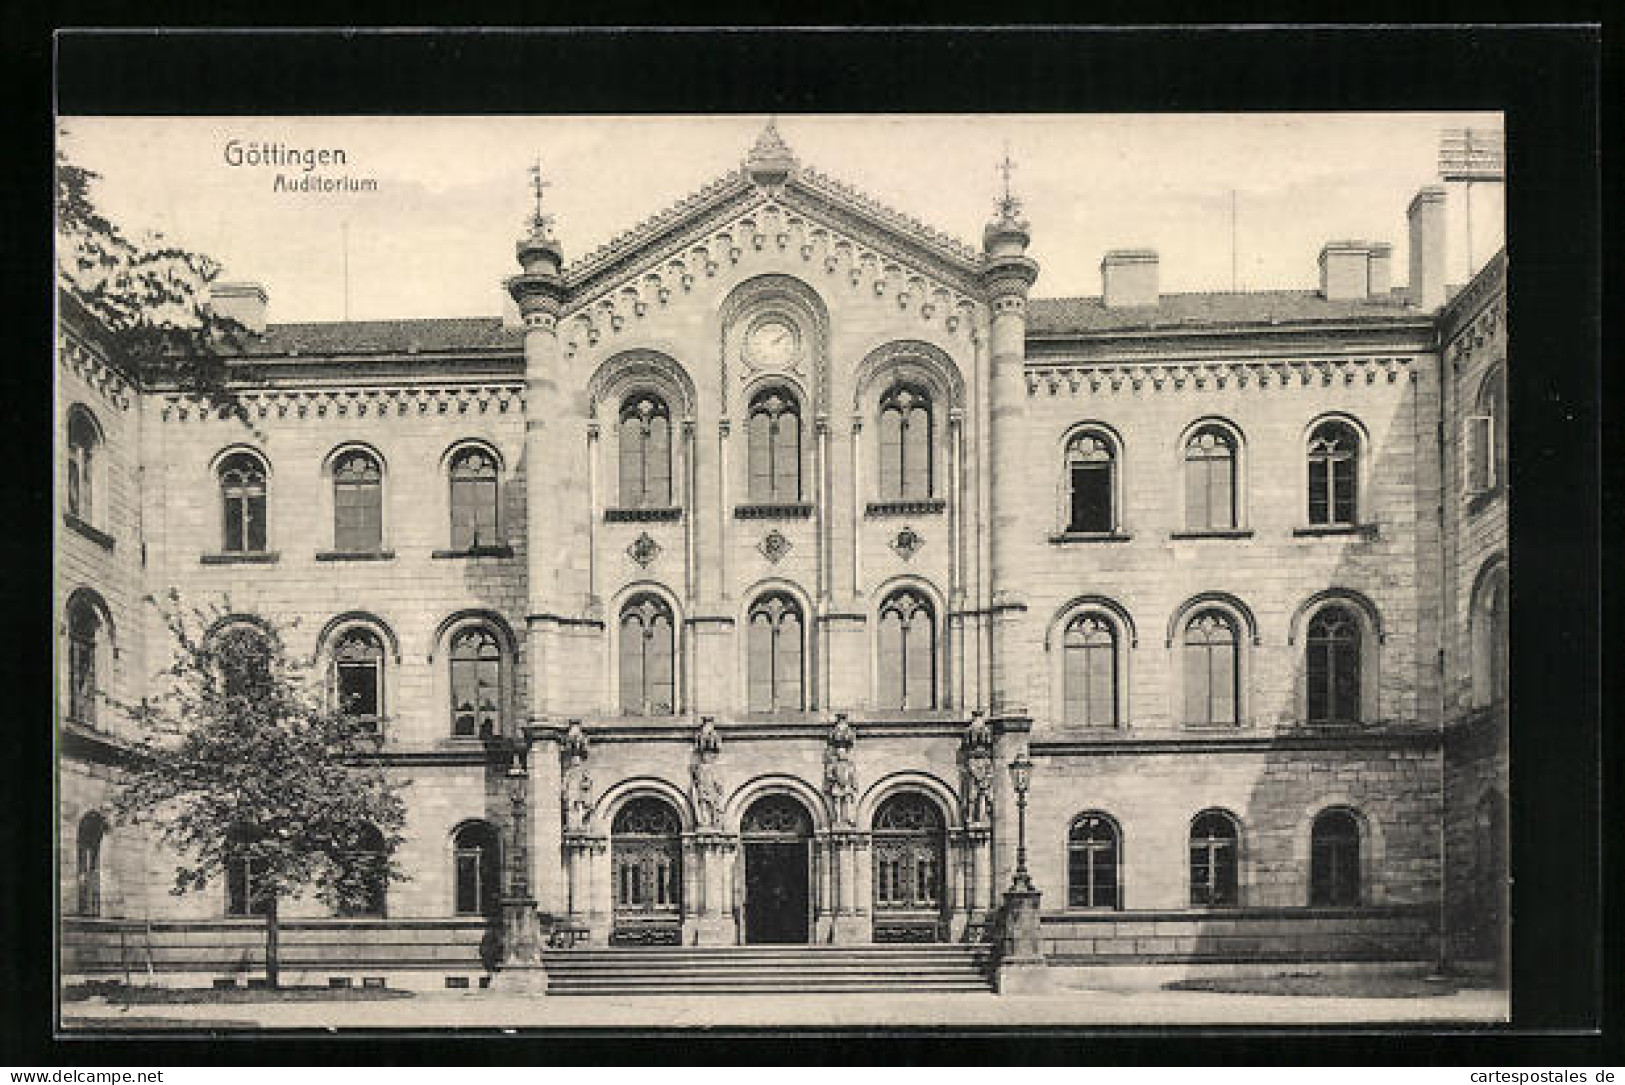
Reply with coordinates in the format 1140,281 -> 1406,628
539,944 -> 996,996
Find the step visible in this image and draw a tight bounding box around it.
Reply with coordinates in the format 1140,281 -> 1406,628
540,943 -> 995,995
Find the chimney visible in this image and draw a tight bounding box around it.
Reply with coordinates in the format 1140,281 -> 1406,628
209,281 -> 268,334
1367,242 -> 1393,300
1100,249 -> 1158,308
1318,240 -> 1370,301
1407,185 -> 1447,310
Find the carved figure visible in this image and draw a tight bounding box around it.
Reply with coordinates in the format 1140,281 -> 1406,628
561,720 -> 594,831
963,750 -> 993,826
690,717 -> 725,829
824,716 -> 859,828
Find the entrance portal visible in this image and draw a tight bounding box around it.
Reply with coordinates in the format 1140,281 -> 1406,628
740,795 -> 813,944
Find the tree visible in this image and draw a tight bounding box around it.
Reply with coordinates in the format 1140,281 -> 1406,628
56,127 -> 251,418
114,593 -> 408,987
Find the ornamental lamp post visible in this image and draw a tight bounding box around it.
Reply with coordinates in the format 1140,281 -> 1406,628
1008,750 -> 1034,892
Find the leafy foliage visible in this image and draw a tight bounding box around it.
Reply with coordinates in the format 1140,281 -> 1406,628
114,592 -> 408,930
56,129 -> 253,419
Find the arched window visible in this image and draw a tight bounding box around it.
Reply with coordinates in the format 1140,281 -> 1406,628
1472,565 -> 1508,708
216,624 -> 272,700
333,627 -> 384,732
449,627 -> 502,738
747,388 -> 801,503
1067,813 -> 1120,909
1184,425 -> 1237,530
218,452 -> 267,554
1065,431 -> 1116,533
1189,810 -> 1240,907
332,449 -> 383,551
872,793 -> 945,913
878,385 -> 932,501
67,599 -> 101,724
619,394 -> 673,508
1309,808 -> 1361,906
1466,366 -> 1507,495
1063,614 -> 1117,727
619,594 -> 675,716
1182,610 -> 1238,726
66,408 -> 100,524
1307,419 -> 1359,526
1306,605 -> 1362,724
612,797 -> 683,940
877,589 -> 936,710
452,821 -> 500,917
747,593 -> 804,712
448,446 -> 500,550
339,823 -> 388,917
76,812 -> 107,917
226,826 -> 269,917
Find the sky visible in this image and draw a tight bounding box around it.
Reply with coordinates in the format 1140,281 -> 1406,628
58,114 -> 1505,325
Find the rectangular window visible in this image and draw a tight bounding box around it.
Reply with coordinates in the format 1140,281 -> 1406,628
69,635 -> 96,723
227,853 -> 267,917
773,419 -> 799,501
334,485 -> 381,551
1069,462 -> 1112,532
1209,641 -> 1236,724
647,629 -> 675,715
1187,457 -> 1234,530
337,660 -> 379,720
454,849 -> 481,915
747,619 -> 773,713
450,478 -> 498,549
747,413 -> 773,503
878,409 -> 903,500
1465,414 -> 1495,493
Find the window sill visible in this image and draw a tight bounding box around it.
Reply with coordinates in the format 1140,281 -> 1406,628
1049,530 -> 1133,545
432,545 -> 515,559
1179,722 -> 1244,732
201,551 -> 280,565
1169,528 -> 1254,540
866,498 -> 946,517
604,506 -> 682,523
63,512 -> 115,551
1292,523 -> 1379,539
734,502 -> 813,520
1466,486 -> 1505,516
315,549 -> 396,562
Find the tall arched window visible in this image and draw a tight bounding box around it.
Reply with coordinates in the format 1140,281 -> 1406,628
449,627 -> 502,738
1307,419 -> 1359,525
1065,431 -> 1116,533
877,589 -> 936,710
1063,614 -> 1117,726
1309,808 -> 1361,906
1182,610 -> 1238,726
620,594 -> 675,716
226,826 -> 268,917
67,598 -> 101,724
1189,810 -> 1240,907
448,446 -> 500,549
1466,366 -> 1507,495
339,823 -> 388,917
219,452 -> 268,554
877,385 -> 932,501
747,388 -> 801,503
452,821 -> 500,917
332,449 -> 383,551
747,593 -> 804,712
619,394 -> 672,508
66,408 -> 100,524
1306,605 -> 1362,724
333,627 -> 384,732
1067,813 -> 1121,909
1473,565 -> 1508,708
1184,425 -> 1237,530
76,812 -> 107,917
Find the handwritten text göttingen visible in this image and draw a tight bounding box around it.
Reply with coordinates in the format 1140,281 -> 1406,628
223,140 -> 378,194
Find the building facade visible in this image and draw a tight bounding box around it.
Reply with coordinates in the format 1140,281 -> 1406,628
56,125 -> 1509,987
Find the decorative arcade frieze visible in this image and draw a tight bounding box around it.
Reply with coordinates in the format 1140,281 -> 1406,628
1024,356 -> 1417,398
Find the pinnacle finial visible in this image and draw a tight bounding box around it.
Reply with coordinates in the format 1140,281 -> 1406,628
746,116 -> 797,183
995,141 -> 1023,222
526,157 -> 556,239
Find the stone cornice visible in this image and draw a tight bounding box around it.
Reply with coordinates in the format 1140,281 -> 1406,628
1025,355 -> 1417,397
1439,249 -> 1507,341
158,383 -> 524,422
1031,726 -> 1441,756
58,330 -> 136,413
563,170 -> 754,287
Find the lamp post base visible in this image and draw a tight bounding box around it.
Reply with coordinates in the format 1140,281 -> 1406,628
997,885 -> 1049,994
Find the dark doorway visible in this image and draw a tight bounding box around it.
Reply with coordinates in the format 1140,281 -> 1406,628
741,795 -> 813,944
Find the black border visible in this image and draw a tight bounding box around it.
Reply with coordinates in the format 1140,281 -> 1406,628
8,20 -> 1612,1067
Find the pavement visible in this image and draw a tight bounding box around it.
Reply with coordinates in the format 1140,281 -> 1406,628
61,985 -> 1511,1031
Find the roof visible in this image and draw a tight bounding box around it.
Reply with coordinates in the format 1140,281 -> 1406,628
1027,290 -> 1427,336
241,317 -> 521,357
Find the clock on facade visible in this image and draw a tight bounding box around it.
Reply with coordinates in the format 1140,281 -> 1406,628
745,318 -> 800,370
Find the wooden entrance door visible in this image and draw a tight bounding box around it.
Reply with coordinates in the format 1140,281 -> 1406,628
741,795 -> 813,944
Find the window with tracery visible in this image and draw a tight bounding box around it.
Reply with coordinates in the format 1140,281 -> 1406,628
619,394 -> 673,507
449,627 -> 502,738
77,812 -> 106,917
449,447 -> 500,549
453,821 -> 499,917
872,794 -> 945,911
332,449 -> 383,551
219,452 -> 268,553
877,589 -> 936,711
334,627 -> 384,731
1067,813 -> 1120,909
877,385 -> 932,500
620,595 -> 675,716
1309,809 -> 1361,907
747,593 -> 804,712
1065,431 -> 1116,533
741,795 -> 813,836
1306,605 -> 1361,724
1185,426 -> 1237,530
747,389 -> 801,503
1189,810 -> 1240,907
68,599 -> 100,724
612,798 -> 683,917
66,408 -> 99,524
1307,419 -> 1359,525
1063,614 -> 1117,726
1182,610 -> 1238,726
